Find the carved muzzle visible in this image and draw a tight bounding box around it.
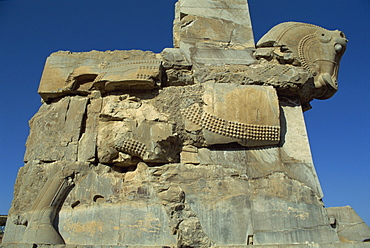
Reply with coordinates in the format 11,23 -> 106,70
299,30 -> 347,99
257,22 -> 347,101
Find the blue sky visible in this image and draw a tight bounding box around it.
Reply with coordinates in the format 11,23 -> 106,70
0,0 -> 369,225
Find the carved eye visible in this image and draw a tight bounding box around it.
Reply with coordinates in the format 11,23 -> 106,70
319,32 -> 331,42
335,43 -> 343,53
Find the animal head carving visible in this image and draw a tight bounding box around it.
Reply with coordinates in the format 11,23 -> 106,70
257,22 -> 347,100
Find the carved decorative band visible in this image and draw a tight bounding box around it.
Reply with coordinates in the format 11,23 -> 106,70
266,66 -> 291,84
182,104 -> 280,141
136,74 -> 152,80
100,60 -> 161,70
256,64 -> 275,76
138,65 -> 160,70
115,138 -> 147,158
298,34 -> 317,76
182,104 -> 203,126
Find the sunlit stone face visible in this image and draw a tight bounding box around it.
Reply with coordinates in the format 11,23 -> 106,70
256,22 -> 348,101
303,30 -> 347,99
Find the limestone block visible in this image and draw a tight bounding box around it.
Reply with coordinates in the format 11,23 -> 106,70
38,50 -> 161,102
161,48 -> 194,86
3,0 -> 355,246
187,194 -> 253,245
3,161 -> 89,244
24,96 -> 88,162
100,94 -> 168,123
78,96 -> 102,162
135,121 -> 176,162
149,163 -> 254,246
181,99 -> 323,198
59,203 -> 176,246
1,218 -> 26,244
147,162 -> 335,246
165,68 -> 194,86
203,83 -> 279,127
185,147 -> 330,244
186,46 -> 256,66
195,147 -> 279,171
51,163 -> 177,246
253,227 -> 340,245
279,103 -> 323,198
327,206 -> 370,242
250,172 -> 339,245
180,145 -> 199,164
21,175 -> 75,244
175,0 -> 256,66
97,95 -> 179,166
182,83 -> 280,147
175,0 -> 254,48
2,243 -> 370,248
161,48 -> 191,69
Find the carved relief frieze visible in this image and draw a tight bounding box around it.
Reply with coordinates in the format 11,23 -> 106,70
182,103 -> 280,142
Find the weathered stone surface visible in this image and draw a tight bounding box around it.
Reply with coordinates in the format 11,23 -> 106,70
201,83 -> 280,147
3,161 -> 90,244
250,172 -> 337,244
24,96 -> 88,162
2,243 -> 370,248
4,0 -> 355,247
182,102 -> 323,199
96,94 -> 179,166
78,94 -> 102,162
327,206 -> 370,242
58,165 -> 177,246
174,0 -> 254,48
38,50 -> 161,102
174,0 -> 255,66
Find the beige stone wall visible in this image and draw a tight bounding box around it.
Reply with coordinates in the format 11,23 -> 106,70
3,0 -> 357,246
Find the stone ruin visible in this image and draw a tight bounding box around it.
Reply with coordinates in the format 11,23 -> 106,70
2,0 -> 370,247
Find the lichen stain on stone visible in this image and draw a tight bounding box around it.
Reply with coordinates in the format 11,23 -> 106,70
64,220 -> 104,235
125,215 -> 162,234
287,207 -> 309,220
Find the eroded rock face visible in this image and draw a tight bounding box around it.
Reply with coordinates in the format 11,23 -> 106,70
38,50 -> 161,102
4,0 -> 359,247
327,206 -> 370,243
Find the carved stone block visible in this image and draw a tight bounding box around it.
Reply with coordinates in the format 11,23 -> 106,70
24,96 -> 88,162
5,0 -> 364,247
38,50 -> 161,102
182,83 -> 280,147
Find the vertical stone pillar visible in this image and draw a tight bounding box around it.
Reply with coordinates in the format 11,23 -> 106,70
174,0 -> 256,66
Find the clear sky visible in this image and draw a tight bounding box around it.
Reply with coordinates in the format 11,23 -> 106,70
0,0 -> 369,226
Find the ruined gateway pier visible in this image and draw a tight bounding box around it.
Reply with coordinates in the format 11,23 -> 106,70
2,0 -> 370,247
